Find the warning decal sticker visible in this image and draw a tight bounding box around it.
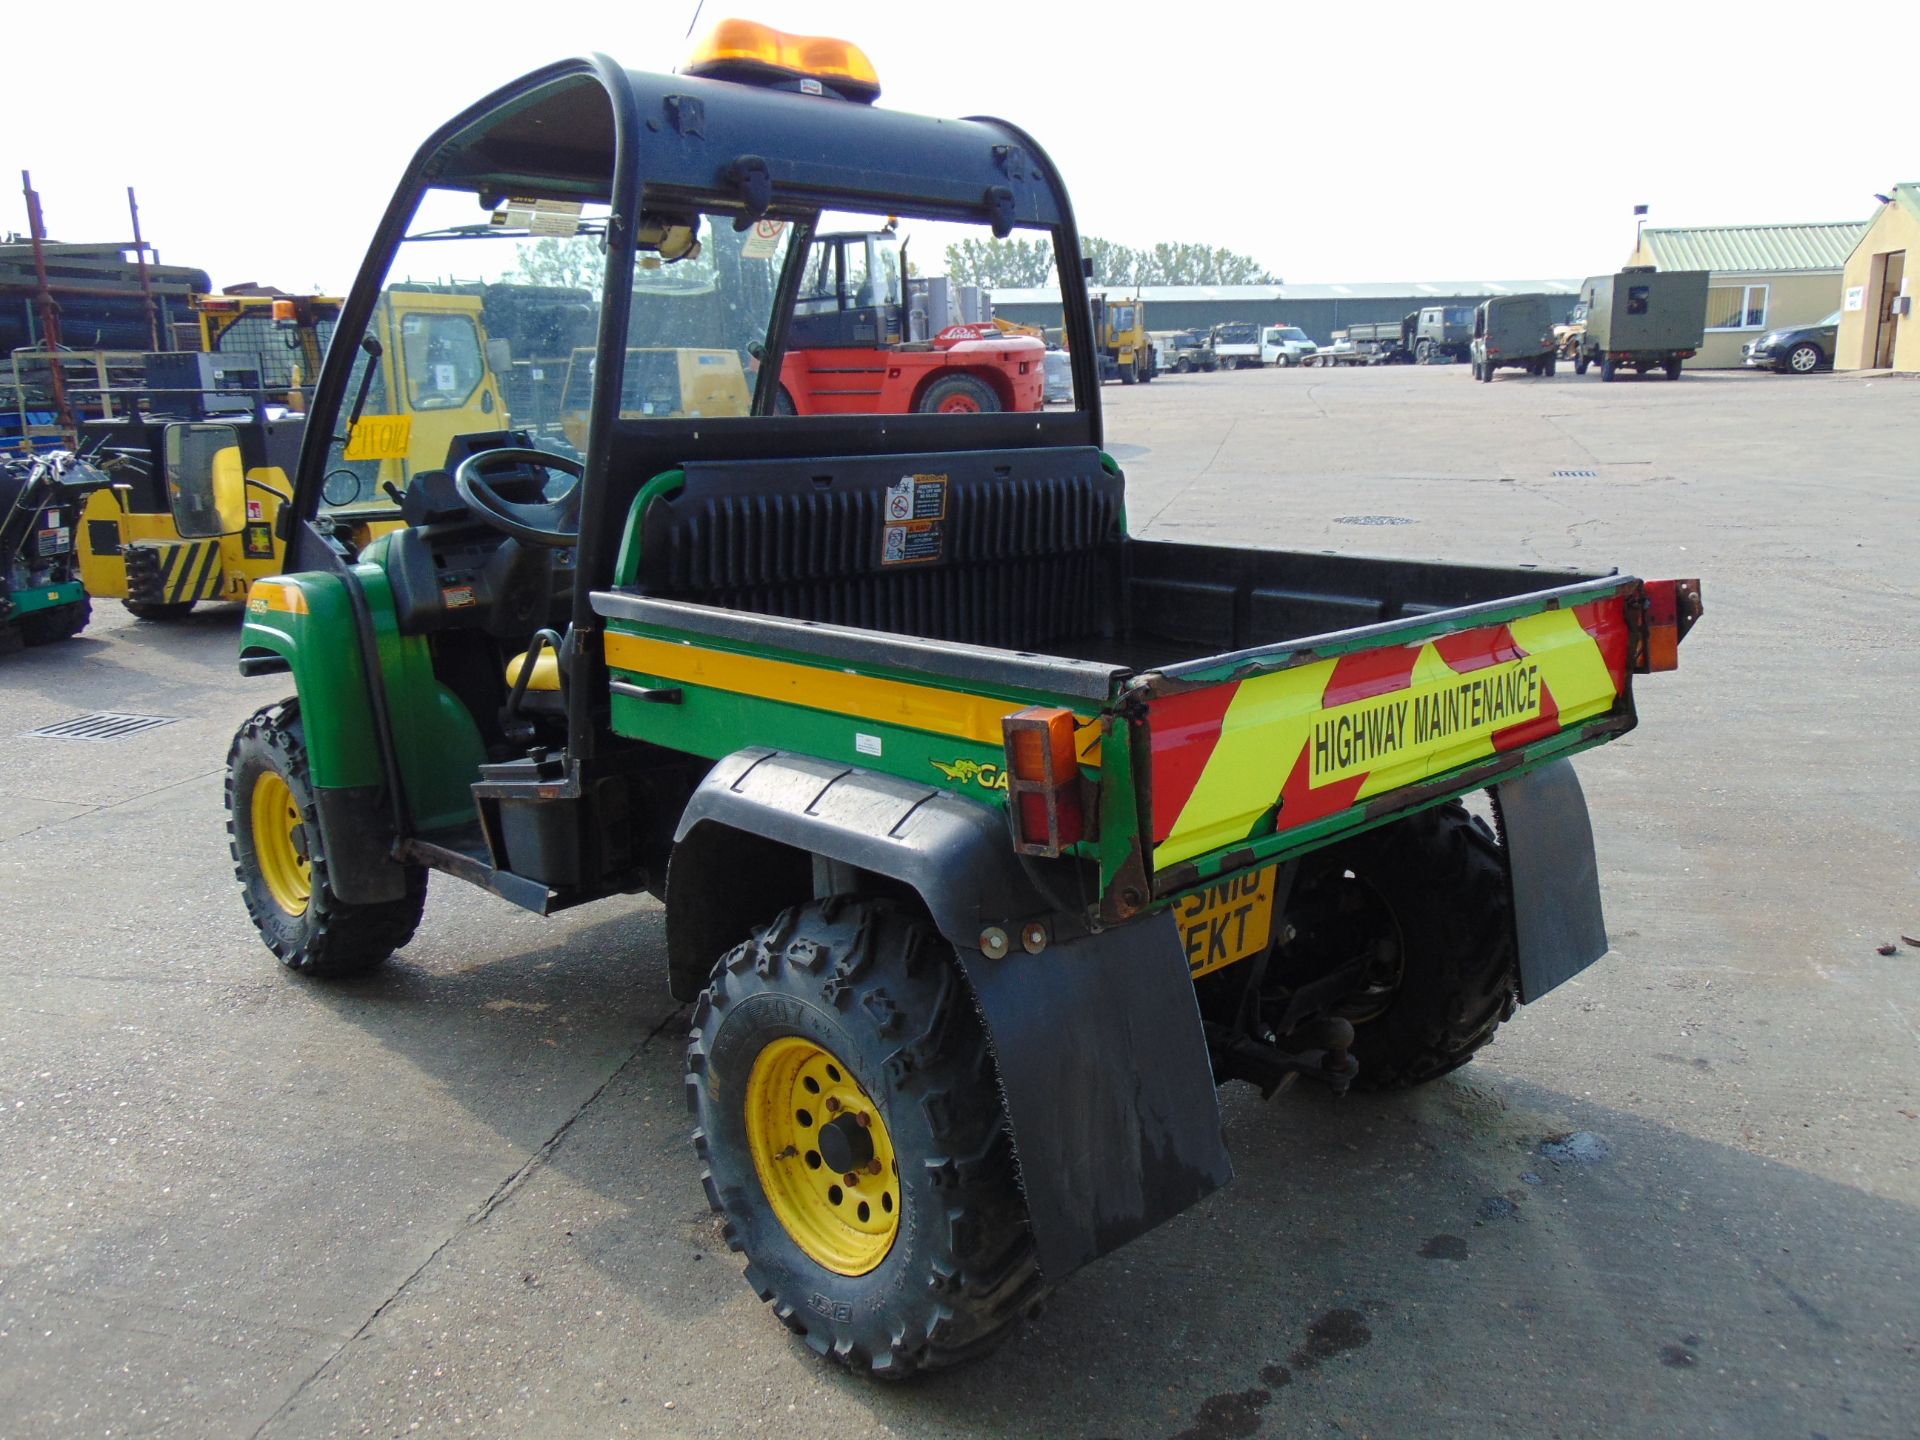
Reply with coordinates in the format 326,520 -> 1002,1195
880,473 -> 947,566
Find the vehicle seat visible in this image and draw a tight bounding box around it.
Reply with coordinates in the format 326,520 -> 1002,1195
505,649 -> 561,691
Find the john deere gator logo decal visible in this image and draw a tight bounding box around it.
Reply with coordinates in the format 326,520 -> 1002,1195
930,757 -> 1010,791
1149,602 -> 1629,872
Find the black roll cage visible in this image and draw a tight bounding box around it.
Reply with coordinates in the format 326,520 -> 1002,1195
289,56 -> 1106,760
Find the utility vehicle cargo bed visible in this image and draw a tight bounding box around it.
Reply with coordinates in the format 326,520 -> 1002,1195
590,444 -> 1660,911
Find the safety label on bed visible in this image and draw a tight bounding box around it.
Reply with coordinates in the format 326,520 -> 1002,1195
880,473 -> 947,566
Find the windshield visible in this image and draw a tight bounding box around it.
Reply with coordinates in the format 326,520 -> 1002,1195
1273,327 -> 1308,342
1445,307 -> 1474,325
314,187 -> 1073,510
1818,310 -> 1842,327
318,187 -> 614,513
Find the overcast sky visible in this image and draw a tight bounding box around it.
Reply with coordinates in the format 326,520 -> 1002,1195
8,0 -> 1916,292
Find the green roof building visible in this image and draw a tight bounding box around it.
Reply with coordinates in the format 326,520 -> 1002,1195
1627,220 -> 1867,368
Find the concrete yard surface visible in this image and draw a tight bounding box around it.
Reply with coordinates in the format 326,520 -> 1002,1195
1,364 -> 1915,1438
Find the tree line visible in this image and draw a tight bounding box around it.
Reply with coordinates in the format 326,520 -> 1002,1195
944,236 -> 1278,289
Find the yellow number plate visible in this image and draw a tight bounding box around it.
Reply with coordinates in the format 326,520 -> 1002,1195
343,414 -> 413,462
1176,864 -> 1279,979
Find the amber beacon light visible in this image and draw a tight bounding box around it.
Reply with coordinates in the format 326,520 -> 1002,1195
684,19 -> 882,103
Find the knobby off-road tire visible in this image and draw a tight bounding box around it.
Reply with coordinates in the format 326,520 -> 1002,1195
688,897 -> 1044,1378
1300,800 -> 1518,1091
226,700 -> 427,977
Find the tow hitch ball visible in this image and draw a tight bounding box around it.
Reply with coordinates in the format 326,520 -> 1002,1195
1208,1017 -> 1359,1097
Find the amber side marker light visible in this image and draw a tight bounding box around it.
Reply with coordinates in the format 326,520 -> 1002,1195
1004,707 -> 1086,856
684,18 -> 882,103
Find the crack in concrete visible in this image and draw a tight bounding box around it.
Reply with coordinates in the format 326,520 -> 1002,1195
0,768 -> 223,846
246,1041 -> 653,1438
1139,417 -> 1236,535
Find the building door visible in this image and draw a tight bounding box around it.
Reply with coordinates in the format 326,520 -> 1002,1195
1873,251 -> 1905,369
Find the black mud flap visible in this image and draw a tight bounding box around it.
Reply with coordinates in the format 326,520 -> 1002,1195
953,913 -> 1234,1283
1494,758 -> 1608,1003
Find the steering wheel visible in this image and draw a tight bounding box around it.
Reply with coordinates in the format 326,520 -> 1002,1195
451,447 -> 584,549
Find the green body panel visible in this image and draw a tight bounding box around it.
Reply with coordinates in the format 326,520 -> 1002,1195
7,579 -> 85,617
1096,719 -> 1145,899
356,538 -> 488,832
240,575 -> 384,789
610,679 -> 1008,792
239,557 -> 486,831
605,618 -> 1103,858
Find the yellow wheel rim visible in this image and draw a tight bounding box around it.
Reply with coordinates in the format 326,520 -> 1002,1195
745,1036 -> 900,1276
251,770 -> 311,916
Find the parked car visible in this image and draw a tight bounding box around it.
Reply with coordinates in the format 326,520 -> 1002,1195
1743,311 -> 1840,374
1158,329 -> 1218,374
1043,346 -> 1074,403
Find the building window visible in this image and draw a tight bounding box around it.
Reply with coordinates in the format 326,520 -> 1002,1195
1706,283 -> 1768,331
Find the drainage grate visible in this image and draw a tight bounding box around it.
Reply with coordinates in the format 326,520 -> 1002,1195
1552,469 -> 1598,478
27,712 -> 178,742
1333,514 -> 1414,526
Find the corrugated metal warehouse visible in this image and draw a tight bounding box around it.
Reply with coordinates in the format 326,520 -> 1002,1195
990,280 -> 1582,346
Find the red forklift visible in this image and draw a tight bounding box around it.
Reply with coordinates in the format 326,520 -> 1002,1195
774,225 -> 1044,415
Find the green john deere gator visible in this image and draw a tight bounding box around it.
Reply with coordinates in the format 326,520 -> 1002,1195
225,20 -> 1704,1377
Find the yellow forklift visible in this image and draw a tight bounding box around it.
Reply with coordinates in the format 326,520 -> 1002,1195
78,289 -> 504,619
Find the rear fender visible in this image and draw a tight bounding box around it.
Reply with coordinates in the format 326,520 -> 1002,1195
669,748 -> 1233,1282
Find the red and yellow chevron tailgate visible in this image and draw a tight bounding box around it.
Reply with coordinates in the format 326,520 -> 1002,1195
1148,601 -> 1629,871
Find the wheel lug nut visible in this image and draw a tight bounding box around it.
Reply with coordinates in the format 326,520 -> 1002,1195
854,1111 -> 870,1128
825,1096 -> 841,1112
843,1173 -> 859,1188
866,1160 -> 882,1175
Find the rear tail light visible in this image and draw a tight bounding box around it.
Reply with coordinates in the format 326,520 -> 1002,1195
1636,578 -> 1703,672
1003,706 -> 1086,855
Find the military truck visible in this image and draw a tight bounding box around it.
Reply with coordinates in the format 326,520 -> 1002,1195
223,21 -> 1704,1379
1471,294 -> 1558,382
1571,267 -> 1709,381
1411,304 -> 1474,363
1344,318 -> 1412,363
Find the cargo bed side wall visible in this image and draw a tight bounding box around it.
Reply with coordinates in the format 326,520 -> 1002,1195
1114,540 -> 1606,665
